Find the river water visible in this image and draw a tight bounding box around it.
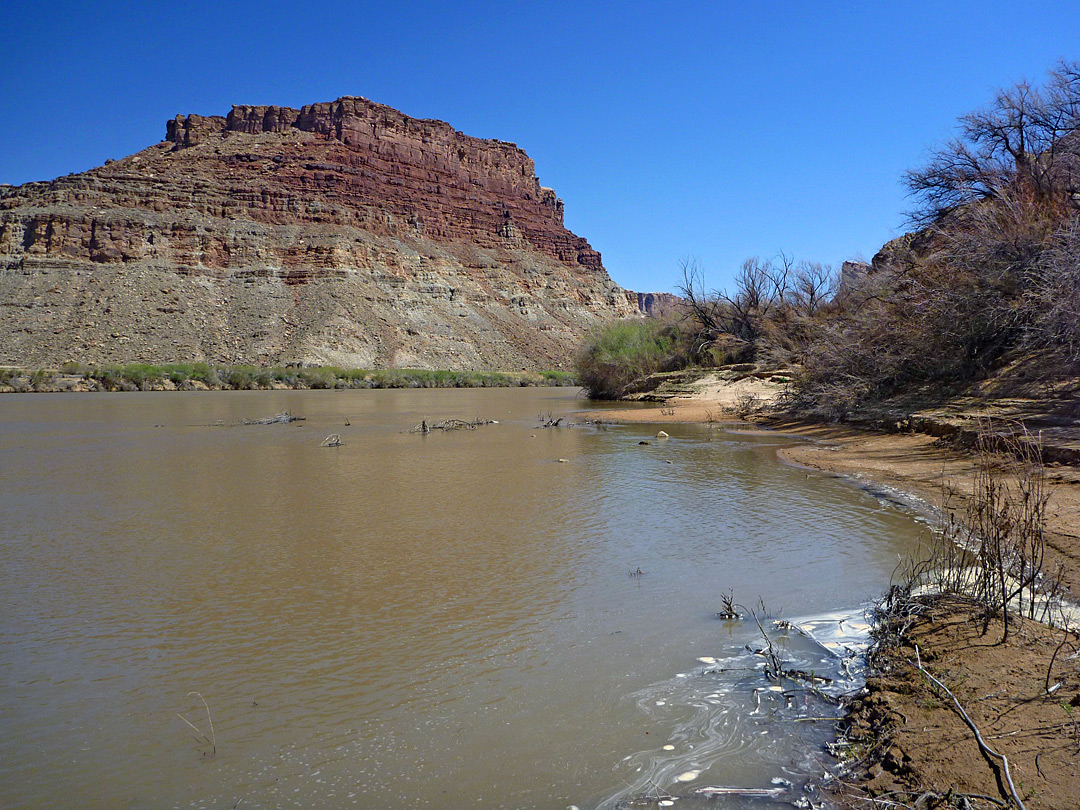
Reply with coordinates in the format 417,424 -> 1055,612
0,388 -> 930,810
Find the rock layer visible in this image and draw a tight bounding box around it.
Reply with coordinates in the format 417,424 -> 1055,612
0,96 -> 635,368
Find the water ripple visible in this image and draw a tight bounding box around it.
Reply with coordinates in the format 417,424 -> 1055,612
0,391 -> 929,810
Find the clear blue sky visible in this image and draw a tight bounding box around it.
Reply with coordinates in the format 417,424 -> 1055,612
3,1 -> 1079,294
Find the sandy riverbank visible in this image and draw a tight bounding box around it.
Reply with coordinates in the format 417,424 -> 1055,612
584,373 -> 1080,809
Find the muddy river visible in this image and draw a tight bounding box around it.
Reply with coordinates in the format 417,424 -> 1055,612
0,388 -> 931,809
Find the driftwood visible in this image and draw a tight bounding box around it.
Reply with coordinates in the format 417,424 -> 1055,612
408,418 -> 495,434
784,668 -> 833,685
242,411 -> 304,425
194,412 -> 305,427
694,785 -> 788,798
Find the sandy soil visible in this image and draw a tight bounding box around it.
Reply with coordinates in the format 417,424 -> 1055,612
584,372 -> 1080,809
837,597 -> 1080,810
586,371 -> 789,424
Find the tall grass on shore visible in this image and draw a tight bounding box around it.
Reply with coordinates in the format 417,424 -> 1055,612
0,362 -> 575,392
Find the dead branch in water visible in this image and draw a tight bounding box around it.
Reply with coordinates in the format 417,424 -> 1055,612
715,588 -> 745,620
536,412 -> 566,428
750,605 -> 787,682
408,418 -> 496,434
177,691 -> 217,757
241,411 -> 304,425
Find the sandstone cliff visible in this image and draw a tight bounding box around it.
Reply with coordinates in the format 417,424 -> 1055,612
0,96 -> 635,369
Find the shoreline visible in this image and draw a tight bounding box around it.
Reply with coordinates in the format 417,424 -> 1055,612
583,392 -> 1080,599
0,366 -> 576,394
583,379 -> 1080,809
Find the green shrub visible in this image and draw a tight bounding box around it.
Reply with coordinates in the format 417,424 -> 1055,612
29,369 -> 54,389
99,369 -> 123,391
161,364 -> 191,384
185,362 -> 213,383
121,363 -> 163,388
575,318 -> 684,399
253,367 -> 276,388
299,367 -> 339,389
222,366 -> 259,389
3,362 -> 579,393
539,370 -> 576,386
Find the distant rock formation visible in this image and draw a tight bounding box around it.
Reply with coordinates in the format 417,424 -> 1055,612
630,291 -> 683,316
0,96 -> 636,369
838,260 -> 870,296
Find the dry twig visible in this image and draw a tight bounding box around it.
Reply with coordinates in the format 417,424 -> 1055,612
177,691 -> 216,757
911,649 -> 1026,810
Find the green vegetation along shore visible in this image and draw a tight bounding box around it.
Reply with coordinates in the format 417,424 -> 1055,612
0,362 -> 575,393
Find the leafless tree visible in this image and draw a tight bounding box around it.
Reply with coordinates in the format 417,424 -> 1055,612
678,253 -> 838,367
1026,220 -> 1080,362
906,59 -> 1080,225
677,256 -> 723,342
790,261 -> 837,318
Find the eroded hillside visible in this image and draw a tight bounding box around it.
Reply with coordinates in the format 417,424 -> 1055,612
0,97 -> 636,368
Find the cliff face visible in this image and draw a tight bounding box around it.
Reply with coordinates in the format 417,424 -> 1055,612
0,96 -> 634,368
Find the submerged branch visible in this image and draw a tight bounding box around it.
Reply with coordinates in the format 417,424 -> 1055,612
241,411 -> 304,425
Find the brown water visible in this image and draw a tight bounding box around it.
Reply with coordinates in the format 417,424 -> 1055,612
0,388 -> 931,809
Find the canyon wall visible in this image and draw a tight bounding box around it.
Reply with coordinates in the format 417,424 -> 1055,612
0,96 -> 636,369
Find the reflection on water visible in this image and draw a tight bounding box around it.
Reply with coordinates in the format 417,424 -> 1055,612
0,389 -> 929,809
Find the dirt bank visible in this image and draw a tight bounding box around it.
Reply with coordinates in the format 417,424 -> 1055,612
583,372 -> 1080,809
837,596 -> 1079,809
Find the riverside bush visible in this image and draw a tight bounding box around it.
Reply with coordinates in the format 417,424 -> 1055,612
783,60 -> 1080,417
3,363 -> 576,392
121,363 -> 163,388
575,318 -> 686,399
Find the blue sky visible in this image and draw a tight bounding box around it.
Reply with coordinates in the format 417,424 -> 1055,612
3,1 -> 1079,294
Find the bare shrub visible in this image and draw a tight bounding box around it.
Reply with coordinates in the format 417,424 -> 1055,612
790,261 -> 838,318
895,421 -> 1061,643
733,391 -> 762,418
1024,219 -> 1080,365
677,255 -> 837,370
